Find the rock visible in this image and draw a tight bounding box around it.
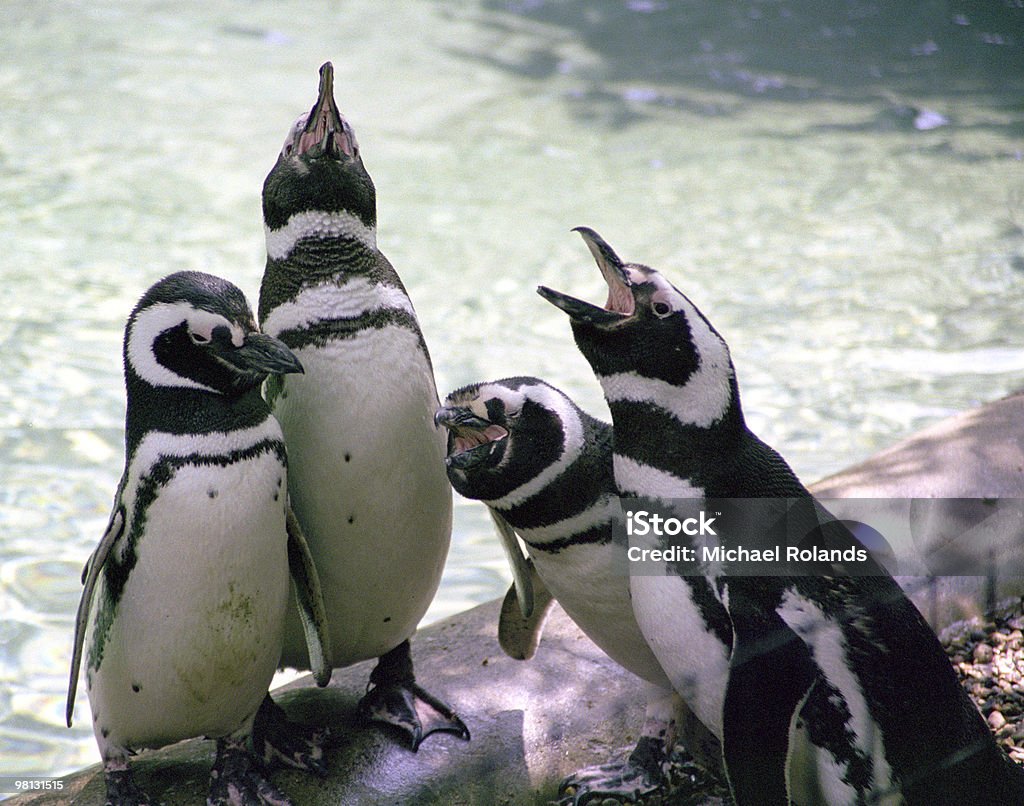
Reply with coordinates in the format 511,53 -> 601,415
813,391 -> 1024,629
17,393 -> 1024,805
15,600 -> 659,806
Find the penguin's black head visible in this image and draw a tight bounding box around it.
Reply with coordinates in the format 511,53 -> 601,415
435,378 -> 577,502
262,61 -> 376,232
539,227 -> 735,401
125,271 -> 303,398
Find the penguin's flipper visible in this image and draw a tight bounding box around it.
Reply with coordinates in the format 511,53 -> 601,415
66,503 -> 125,728
498,559 -> 556,660
721,580 -> 817,806
285,505 -> 332,687
490,509 -> 534,618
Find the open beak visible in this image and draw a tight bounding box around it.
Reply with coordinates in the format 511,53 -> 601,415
537,227 -> 635,326
296,61 -> 358,158
434,405 -> 509,470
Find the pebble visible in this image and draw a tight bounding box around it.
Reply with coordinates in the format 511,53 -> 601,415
944,598 -> 1024,765
615,598 -> 1024,804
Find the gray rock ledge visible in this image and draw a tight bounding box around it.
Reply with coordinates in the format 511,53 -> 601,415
14,392 -> 1024,806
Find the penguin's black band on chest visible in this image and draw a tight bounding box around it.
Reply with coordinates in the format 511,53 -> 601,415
266,242 -> 379,283
276,308 -> 428,354
517,524 -> 610,554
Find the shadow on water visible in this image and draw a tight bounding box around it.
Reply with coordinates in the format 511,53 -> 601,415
437,0 -> 1024,133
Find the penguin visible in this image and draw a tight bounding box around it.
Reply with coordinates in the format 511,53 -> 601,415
435,377 -> 725,803
65,271 -> 330,806
257,62 -> 467,750
538,227 -> 1024,805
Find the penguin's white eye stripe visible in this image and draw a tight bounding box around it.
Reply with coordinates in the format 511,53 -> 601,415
127,302 -> 243,392
484,383 -> 585,509
623,266 -> 646,285
650,287 -> 687,315
280,114 -> 308,157
185,310 -> 245,348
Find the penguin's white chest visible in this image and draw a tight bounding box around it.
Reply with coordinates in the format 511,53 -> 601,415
86,448 -> 290,751
628,549 -> 731,738
528,542 -> 670,688
272,328 -> 453,668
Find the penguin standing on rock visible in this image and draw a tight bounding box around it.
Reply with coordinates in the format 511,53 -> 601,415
66,271 -> 330,806
436,377 -> 725,804
539,228 -> 1024,805
258,62 -> 467,750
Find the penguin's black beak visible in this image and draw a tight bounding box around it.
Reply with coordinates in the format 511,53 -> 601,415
537,286 -> 627,326
296,61 -> 358,159
434,405 -> 509,470
537,227 -> 635,327
434,405 -> 493,430
225,332 -> 304,380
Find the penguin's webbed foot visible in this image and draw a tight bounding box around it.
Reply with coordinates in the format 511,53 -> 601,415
557,737 -> 728,806
557,735 -> 667,805
358,640 -> 470,751
103,761 -> 153,806
252,694 -> 329,775
207,737 -> 291,806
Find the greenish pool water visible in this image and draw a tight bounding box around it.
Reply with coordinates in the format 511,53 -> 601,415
1,0 -> 1022,782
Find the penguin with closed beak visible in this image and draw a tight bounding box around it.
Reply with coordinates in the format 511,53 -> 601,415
538,228 -> 1024,805
66,271 -> 330,806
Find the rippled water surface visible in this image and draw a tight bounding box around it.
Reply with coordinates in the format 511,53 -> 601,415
2,0 -> 1023,781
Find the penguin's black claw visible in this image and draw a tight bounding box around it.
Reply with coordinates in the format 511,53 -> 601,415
252,694 -> 329,776
358,679 -> 470,751
208,738 -> 292,806
103,765 -> 154,806
358,640 -> 470,751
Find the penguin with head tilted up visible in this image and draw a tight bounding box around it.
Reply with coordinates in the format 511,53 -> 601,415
436,377 -> 725,803
66,271 -> 330,806
539,228 -> 1024,805
257,62 -> 466,751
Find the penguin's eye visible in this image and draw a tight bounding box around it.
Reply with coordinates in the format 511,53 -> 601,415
189,330 -> 212,345
652,301 -> 672,318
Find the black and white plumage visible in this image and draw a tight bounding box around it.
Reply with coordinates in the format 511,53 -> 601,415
66,271 -> 329,806
437,377 -> 722,803
539,228 -> 1024,805
257,62 -> 466,750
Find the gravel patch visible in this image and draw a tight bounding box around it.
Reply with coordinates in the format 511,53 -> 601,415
941,597 -> 1024,766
